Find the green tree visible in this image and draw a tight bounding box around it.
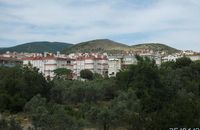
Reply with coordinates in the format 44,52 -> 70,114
0,116 -> 22,130
9,117 -> 23,130
175,57 -> 192,68
111,89 -> 142,130
53,68 -> 72,80
93,73 -> 103,80
0,117 -> 8,130
0,66 -> 51,113
148,90 -> 200,130
80,69 -> 93,80
25,94 -> 84,130
86,105 -> 115,130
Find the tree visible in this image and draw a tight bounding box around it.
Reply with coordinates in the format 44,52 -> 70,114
80,69 -> 93,80
9,117 -> 23,130
175,57 -> 192,68
93,73 -> 103,80
0,66 -> 51,113
0,117 -> 8,130
0,116 -> 22,130
86,105 -> 115,130
111,89 -> 142,130
25,95 -> 84,130
0,93 -> 12,112
53,68 -> 72,80
148,90 -> 200,130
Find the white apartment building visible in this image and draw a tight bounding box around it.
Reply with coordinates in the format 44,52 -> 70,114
73,56 -> 108,78
187,54 -> 200,61
22,53 -> 109,79
121,55 -> 137,69
108,58 -> 121,77
22,56 -> 73,79
95,57 -> 108,76
162,55 -> 181,62
162,53 -> 200,63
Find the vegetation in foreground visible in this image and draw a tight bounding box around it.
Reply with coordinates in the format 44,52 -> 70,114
0,57 -> 200,130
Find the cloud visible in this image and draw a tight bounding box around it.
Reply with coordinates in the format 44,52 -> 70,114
0,0 -> 200,51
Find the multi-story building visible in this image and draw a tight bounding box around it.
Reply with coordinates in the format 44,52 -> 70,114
162,53 -> 200,63
121,55 -> 137,69
73,55 -> 108,78
22,53 -> 109,79
186,53 -> 200,61
162,55 -> 181,62
108,58 -> 121,77
0,56 -> 22,67
95,57 -> 108,76
22,56 -> 73,79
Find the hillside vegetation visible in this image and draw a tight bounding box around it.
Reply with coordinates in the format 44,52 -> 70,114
0,41 -> 73,53
63,39 -> 180,54
0,39 -> 180,54
131,43 -> 179,54
63,39 -> 130,54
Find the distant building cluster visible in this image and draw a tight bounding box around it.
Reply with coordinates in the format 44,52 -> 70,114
1,50 -> 200,79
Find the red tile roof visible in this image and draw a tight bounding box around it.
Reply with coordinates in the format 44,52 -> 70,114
22,56 -> 72,61
0,56 -> 21,62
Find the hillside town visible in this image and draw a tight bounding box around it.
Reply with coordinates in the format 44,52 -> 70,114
1,50 -> 200,79
2,0 -> 200,129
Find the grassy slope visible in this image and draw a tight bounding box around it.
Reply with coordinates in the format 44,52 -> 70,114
62,39 -> 130,53
131,43 -> 180,54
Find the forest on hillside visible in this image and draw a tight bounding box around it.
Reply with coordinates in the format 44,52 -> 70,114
0,57 -> 200,130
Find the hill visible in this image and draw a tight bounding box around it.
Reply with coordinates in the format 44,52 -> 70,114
0,41 -> 73,53
63,39 -> 130,54
0,39 -> 180,54
131,43 -> 180,54
62,39 -> 179,54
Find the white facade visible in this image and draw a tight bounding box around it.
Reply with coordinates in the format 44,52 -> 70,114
108,58 -> 121,77
162,55 -> 181,62
187,55 -> 200,61
22,54 -> 109,79
162,54 -> 200,63
22,56 -> 73,79
74,56 -> 108,78
122,55 -> 137,65
95,58 -> 108,76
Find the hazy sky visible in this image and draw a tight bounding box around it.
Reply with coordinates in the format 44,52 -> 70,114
0,0 -> 200,51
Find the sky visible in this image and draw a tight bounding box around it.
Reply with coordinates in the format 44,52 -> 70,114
0,0 -> 200,51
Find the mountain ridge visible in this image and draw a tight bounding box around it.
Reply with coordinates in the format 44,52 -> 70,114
63,39 -> 130,54
131,43 -> 179,54
63,39 -> 180,54
0,41 -> 73,53
0,39 -> 180,54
